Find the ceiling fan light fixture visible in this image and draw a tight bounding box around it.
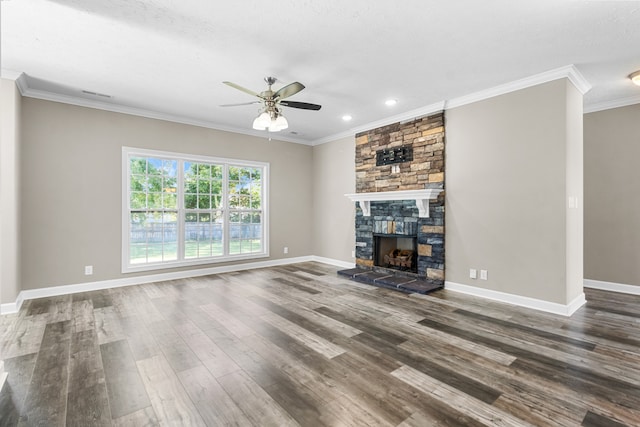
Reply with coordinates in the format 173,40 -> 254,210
274,114 -> 288,130
268,114 -> 288,132
631,70 -> 640,86
252,111 -> 271,130
223,77 -> 320,132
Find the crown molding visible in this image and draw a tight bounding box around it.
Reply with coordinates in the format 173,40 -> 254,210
6,65 -> 601,146
584,94 -> 640,114
311,101 -> 446,146
1,69 -> 28,94
10,76 -> 314,146
445,64 -> 591,110
313,65 -> 592,146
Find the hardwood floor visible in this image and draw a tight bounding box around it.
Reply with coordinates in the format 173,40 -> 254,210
1,262 -> 640,426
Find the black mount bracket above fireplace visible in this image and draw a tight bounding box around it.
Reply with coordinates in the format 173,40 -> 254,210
376,145 -> 413,166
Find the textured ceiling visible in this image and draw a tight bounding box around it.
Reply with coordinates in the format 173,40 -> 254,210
2,0 -> 640,144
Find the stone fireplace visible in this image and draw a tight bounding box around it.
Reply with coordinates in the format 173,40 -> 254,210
339,112 -> 446,293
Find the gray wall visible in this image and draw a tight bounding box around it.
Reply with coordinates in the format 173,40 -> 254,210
0,78 -> 22,305
311,136 -> 355,263
20,98 -> 313,290
445,79 -> 583,305
584,103 -> 640,287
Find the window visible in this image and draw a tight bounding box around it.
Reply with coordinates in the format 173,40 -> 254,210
123,147 -> 269,272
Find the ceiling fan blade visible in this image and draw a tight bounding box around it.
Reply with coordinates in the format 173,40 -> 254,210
220,101 -> 261,107
223,81 -> 261,98
280,100 -> 322,111
274,82 -> 305,100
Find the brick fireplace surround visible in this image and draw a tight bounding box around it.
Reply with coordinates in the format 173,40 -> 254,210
339,112 -> 446,294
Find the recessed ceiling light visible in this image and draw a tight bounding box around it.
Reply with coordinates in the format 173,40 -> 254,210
342,115 -> 352,121
385,99 -> 397,106
630,70 -> 640,86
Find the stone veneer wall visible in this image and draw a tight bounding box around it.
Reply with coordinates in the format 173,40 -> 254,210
356,113 -> 445,192
354,112 -> 446,282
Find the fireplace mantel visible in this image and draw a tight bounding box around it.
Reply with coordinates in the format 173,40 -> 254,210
345,189 -> 443,218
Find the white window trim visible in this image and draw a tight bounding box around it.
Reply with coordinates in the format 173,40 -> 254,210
122,147 -> 270,273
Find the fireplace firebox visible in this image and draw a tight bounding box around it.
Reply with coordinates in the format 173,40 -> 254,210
374,235 -> 417,273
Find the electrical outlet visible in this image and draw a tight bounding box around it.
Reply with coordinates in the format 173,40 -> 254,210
480,269 -> 488,280
84,265 -> 93,275
283,247 -> 289,254
351,250 -> 356,258
469,268 -> 477,279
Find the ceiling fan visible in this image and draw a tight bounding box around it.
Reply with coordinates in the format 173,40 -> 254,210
221,77 -> 321,132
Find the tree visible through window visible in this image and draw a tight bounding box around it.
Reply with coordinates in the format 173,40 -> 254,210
123,148 -> 268,272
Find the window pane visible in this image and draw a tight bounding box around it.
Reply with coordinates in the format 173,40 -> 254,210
146,243 -> 164,263
148,176 -> 162,192
130,157 -> 147,175
163,177 -> 177,193
211,195 -> 222,209
163,193 -> 177,209
163,212 -> 178,261
212,165 -> 223,179
238,195 -> 250,209
212,223 -> 223,255
228,181 -> 239,195
198,240 -> 212,258
130,243 -> 147,264
185,213 -> 198,259
198,196 -> 211,209
196,164 -> 211,177
148,193 -> 162,209
229,239 -> 241,255
250,184 -> 261,209
229,224 -> 241,240
130,192 -> 146,209
163,160 -> 177,177
185,194 -> 197,209
211,179 -> 222,195
228,166 -> 240,181
130,174 -> 145,191
148,158 -> 163,175
197,179 -> 210,194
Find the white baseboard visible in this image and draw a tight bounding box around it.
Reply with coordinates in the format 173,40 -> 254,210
584,279 -> 640,295
310,256 -> 355,269
444,281 -> 586,317
0,360 -> 7,393
1,302 -> 18,315
0,256 -> 317,315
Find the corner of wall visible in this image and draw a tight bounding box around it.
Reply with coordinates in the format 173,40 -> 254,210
0,78 -> 23,305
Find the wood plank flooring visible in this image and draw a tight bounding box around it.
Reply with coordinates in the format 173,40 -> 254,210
2,262 -> 640,426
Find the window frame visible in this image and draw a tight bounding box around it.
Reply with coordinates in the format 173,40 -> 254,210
122,147 -> 269,273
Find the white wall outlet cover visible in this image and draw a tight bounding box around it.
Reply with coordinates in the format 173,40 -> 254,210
469,268 -> 477,279
84,265 -> 93,275
480,270 -> 488,280
283,247 -> 289,254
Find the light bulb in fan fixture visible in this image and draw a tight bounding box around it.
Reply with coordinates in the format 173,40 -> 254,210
252,111 -> 271,130
274,114 -> 288,130
267,114 -> 288,132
